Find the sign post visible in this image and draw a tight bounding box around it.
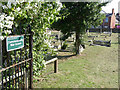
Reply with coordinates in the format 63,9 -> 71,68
6,35 -> 24,52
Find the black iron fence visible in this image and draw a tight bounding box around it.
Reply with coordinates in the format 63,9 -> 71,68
0,25 -> 33,89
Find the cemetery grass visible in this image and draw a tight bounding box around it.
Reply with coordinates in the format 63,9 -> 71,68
33,33 -> 118,88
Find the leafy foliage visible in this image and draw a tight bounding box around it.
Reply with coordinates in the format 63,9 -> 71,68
61,41 -> 68,50
1,1 -> 62,76
52,2 -> 108,54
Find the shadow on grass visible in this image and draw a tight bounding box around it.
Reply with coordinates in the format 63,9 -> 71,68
58,49 -> 70,52
44,71 -> 54,76
57,50 -> 76,59
57,54 -> 76,59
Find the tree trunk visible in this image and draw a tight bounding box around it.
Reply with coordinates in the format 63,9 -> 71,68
75,31 -> 80,55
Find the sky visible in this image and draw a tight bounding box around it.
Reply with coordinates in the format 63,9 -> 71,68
102,0 -> 120,14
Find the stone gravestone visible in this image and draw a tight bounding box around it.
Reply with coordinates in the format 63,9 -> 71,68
87,30 -> 89,36
79,45 -> 84,53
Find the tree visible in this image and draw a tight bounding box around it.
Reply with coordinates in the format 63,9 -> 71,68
1,1 -> 62,76
52,2 -> 109,55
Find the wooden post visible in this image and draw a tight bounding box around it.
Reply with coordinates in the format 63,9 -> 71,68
58,31 -> 61,49
87,30 -> 89,36
0,35 -> 2,89
24,69 -> 28,89
110,28 -> 112,36
100,29 -> 102,34
29,25 -> 33,89
0,3 -> 2,14
54,60 -> 58,73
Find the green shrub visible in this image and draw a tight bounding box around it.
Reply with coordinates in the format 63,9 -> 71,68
61,41 -> 68,49
115,24 -> 120,26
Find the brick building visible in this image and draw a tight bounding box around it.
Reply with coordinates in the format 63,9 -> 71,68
102,8 -> 116,29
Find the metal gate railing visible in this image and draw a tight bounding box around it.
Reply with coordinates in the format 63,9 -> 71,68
0,25 -> 33,89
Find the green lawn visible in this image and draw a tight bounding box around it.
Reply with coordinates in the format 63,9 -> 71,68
33,33 -> 118,88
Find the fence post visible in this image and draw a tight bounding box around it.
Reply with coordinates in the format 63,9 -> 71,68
0,34 -> 2,89
29,25 -> 33,89
0,3 -> 2,89
54,60 -> 58,73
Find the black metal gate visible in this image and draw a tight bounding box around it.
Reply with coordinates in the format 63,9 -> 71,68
0,25 -> 33,89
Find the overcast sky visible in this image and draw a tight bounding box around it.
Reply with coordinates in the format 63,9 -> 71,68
102,0 -> 120,13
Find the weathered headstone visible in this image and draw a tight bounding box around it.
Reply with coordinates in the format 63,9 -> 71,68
87,30 -> 89,36
93,40 -> 111,47
79,45 -> 84,53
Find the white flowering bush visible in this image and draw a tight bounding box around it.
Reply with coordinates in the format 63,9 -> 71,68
0,13 -> 14,40
1,1 -> 62,76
